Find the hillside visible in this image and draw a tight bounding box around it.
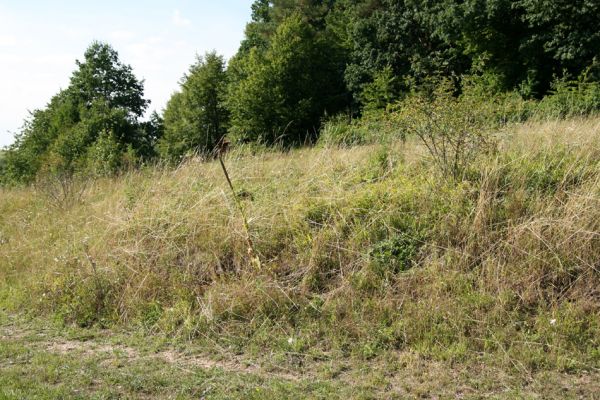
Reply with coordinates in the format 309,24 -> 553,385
1,116 -> 600,398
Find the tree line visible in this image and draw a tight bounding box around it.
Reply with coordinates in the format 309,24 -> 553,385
1,0 -> 599,184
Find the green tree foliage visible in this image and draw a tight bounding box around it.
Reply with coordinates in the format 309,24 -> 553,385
461,0 -> 600,96
0,150 -> 6,180
516,0 -> 600,94
228,13 -> 347,145
3,0 -> 600,176
138,111 -> 164,158
2,91 -> 77,183
239,0 -> 274,53
343,0 -> 470,106
70,42 -> 149,118
158,52 -> 228,161
360,66 -> 399,112
460,0 -> 530,92
1,42 -> 154,184
224,0 -> 600,145
240,0 -> 339,52
339,0 -> 600,104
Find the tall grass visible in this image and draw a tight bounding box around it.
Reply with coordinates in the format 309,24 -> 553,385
1,116 -> 599,371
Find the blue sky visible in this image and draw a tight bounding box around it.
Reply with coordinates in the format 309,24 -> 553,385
0,0 -> 254,147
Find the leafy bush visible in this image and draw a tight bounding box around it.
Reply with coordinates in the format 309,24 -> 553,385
85,130 -> 124,176
393,80 -> 498,180
536,75 -> 600,119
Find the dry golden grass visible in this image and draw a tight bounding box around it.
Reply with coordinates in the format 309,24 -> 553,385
1,116 -> 599,372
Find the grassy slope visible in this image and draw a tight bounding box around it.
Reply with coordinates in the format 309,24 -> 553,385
1,117 -> 600,397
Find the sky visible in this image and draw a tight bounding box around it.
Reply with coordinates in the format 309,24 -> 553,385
0,0 -> 254,147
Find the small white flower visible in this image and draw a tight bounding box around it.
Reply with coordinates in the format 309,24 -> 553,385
550,319 -> 557,326
287,337 -> 294,345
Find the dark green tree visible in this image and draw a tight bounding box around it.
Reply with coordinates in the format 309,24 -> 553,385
239,0 -> 274,53
517,0 -> 600,94
227,13 -> 348,145
138,111 -> 164,158
459,0 -> 530,92
343,0 -> 470,106
0,150 -> 6,179
70,42 -> 149,118
240,0 -> 339,51
69,42 -> 150,149
158,52 -> 229,161
2,90 -> 77,183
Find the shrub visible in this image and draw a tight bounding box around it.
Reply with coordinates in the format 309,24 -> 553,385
393,80 -> 498,180
34,170 -> 89,209
85,130 -> 125,176
536,75 -> 600,119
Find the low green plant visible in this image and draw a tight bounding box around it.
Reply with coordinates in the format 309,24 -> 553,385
536,75 -> 600,119
393,80 -> 498,180
369,231 -> 421,275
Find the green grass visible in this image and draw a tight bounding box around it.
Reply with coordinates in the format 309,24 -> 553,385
2,312 -> 598,399
0,313 -> 344,399
1,116 -> 600,397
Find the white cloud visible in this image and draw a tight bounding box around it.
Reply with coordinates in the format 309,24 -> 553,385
172,9 -> 191,27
